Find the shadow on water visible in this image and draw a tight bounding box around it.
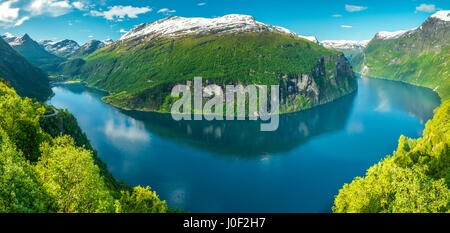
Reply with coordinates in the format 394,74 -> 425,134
120,92 -> 357,158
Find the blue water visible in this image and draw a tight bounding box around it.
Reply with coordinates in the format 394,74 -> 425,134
47,76 -> 441,213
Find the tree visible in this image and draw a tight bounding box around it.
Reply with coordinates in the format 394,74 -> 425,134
0,128 -> 52,213
115,186 -> 168,213
333,101 -> 450,213
36,136 -> 114,213
0,82 -> 49,162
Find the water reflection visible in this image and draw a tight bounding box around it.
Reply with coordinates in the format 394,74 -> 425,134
359,76 -> 440,124
103,117 -> 151,153
48,77 -> 441,213
121,92 -> 356,157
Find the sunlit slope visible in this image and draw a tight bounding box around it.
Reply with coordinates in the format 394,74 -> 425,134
59,31 -> 357,112
353,11 -> 450,100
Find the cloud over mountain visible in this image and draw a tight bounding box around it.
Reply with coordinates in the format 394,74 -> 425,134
415,4 -> 436,13
90,5 -> 152,20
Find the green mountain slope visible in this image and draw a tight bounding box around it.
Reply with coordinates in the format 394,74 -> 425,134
352,11 -> 450,100
57,15 -> 357,113
8,34 -> 65,72
336,11 -> 450,213
0,37 -> 52,101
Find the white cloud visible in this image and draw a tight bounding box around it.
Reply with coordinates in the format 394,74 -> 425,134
72,1 -> 85,10
0,0 -> 91,28
0,0 -> 20,23
88,35 -> 93,37
119,28 -> 127,33
157,8 -> 176,15
415,3 -> 436,13
332,14 -> 342,17
198,2 -> 206,6
341,25 -> 352,28
28,0 -> 73,17
345,4 -> 368,12
15,16 -> 30,26
90,5 -> 152,20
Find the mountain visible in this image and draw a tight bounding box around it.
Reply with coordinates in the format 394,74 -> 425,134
0,37 -> 52,101
321,40 -> 370,60
70,39 -> 113,58
39,39 -> 80,57
1,33 -> 64,71
299,35 -> 319,44
102,39 -> 114,45
352,10 -> 450,100
57,14 -> 357,113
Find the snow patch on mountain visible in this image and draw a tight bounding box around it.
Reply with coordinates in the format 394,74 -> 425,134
1,33 -> 24,46
299,35 -> 319,44
119,14 -> 298,41
39,39 -> 80,56
102,39 -> 114,45
320,40 -> 370,50
375,30 -> 408,40
430,10 -> 450,22
374,27 -> 419,40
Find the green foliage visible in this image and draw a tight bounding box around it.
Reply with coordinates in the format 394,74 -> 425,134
0,82 -> 169,213
353,36 -> 450,100
36,136 -> 114,213
39,108 -> 130,198
333,101 -> 450,213
0,128 -> 52,213
57,32 -> 353,112
115,186 -> 168,213
0,83 -> 50,161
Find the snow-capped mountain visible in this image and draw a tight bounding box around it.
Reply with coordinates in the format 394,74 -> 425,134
351,10 -> 449,97
320,40 -> 370,50
1,33 -> 63,70
102,39 -> 114,45
119,14 -> 300,41
374,29 -> 416,40
39,39 -> 80,57
1,32 -> 19,44
71,39 -> 114,58
430,10 -> 450,21
373,11 -> 449,41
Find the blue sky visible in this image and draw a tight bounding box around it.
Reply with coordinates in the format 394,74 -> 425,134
0,0 -> 449,44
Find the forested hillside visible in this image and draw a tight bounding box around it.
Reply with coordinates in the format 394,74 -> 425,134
333,100 -> 449,213
0,37 -> 52,101
352,11 -> 449,100
0,80 -> 168,213
56,15 -> 357,113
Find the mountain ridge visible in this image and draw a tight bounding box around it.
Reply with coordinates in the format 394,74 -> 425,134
0,37 -> 52,101
56,14 -> 357,113
1,33 -> 64,71
352,10 -> 450,100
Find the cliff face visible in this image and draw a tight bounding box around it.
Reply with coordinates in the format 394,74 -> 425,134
279,54 -> 356,112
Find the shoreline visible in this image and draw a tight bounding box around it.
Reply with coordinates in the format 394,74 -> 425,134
52,80 -> 359,116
